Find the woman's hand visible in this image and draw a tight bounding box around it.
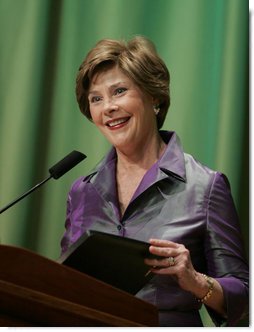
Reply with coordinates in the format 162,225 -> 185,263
144,238 -> 200,294
145,238 -> 226,317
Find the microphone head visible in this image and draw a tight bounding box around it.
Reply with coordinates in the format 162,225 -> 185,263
49,150 -> 87,179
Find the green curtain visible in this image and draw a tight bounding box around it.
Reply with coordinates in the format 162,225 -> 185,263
0,0 -> 248,326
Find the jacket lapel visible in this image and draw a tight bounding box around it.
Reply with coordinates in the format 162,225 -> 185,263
82,131 -> 186,219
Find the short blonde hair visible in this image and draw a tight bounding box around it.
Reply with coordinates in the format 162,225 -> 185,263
76,36 -> 170,129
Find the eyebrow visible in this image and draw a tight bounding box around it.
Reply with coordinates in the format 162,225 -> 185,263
88,81 -> 127,95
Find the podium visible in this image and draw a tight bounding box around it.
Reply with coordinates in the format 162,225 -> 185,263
0,245 -> 158,327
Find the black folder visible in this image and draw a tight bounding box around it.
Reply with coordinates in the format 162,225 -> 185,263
58,230 -> 159,294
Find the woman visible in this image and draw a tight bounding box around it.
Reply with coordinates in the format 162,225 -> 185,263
61,36 -> 248,326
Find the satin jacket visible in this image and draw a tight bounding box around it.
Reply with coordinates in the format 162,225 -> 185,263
61,131 -> 249,327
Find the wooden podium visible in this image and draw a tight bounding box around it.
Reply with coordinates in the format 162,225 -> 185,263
0,245 -> 158,327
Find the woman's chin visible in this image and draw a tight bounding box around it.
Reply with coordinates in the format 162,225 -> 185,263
112,138 -> 134,153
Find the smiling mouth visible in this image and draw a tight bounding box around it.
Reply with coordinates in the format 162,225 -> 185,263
106,117 -> 130,128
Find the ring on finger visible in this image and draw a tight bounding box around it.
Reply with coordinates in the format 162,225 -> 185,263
168,256 -> 175,266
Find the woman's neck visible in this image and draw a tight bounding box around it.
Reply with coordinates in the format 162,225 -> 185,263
116,133 -> 166,173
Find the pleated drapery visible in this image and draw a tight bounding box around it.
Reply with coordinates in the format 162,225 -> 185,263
0,0 -> 249,326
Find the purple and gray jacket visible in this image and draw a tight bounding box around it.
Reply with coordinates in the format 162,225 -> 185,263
61,131 -> 249,327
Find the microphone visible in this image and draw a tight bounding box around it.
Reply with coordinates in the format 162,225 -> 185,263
0,150 -> 86,214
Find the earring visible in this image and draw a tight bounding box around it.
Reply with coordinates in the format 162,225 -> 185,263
153,105 -> 160,115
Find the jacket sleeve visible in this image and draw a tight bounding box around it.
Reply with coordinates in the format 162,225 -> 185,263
204,172 -> 249,326
60,176 -> 86,255
60,190 -> 72,255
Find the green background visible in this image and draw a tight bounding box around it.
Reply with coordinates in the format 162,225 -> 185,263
0,0 -> 248,326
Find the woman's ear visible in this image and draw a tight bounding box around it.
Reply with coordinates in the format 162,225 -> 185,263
152,98 -> 160,115
152,97 -> 160,107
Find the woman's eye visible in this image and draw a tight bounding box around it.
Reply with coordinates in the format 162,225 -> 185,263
114,87 -> 127,95
90,96 -> 101,103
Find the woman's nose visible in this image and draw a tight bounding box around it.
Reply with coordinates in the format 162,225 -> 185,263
103,99 -> 119,114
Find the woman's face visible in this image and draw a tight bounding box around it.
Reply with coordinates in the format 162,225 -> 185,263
88,66 -> 158,153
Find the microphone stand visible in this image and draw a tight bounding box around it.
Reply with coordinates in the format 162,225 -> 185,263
0,150 -> 86,215
0,175 -> 52,214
